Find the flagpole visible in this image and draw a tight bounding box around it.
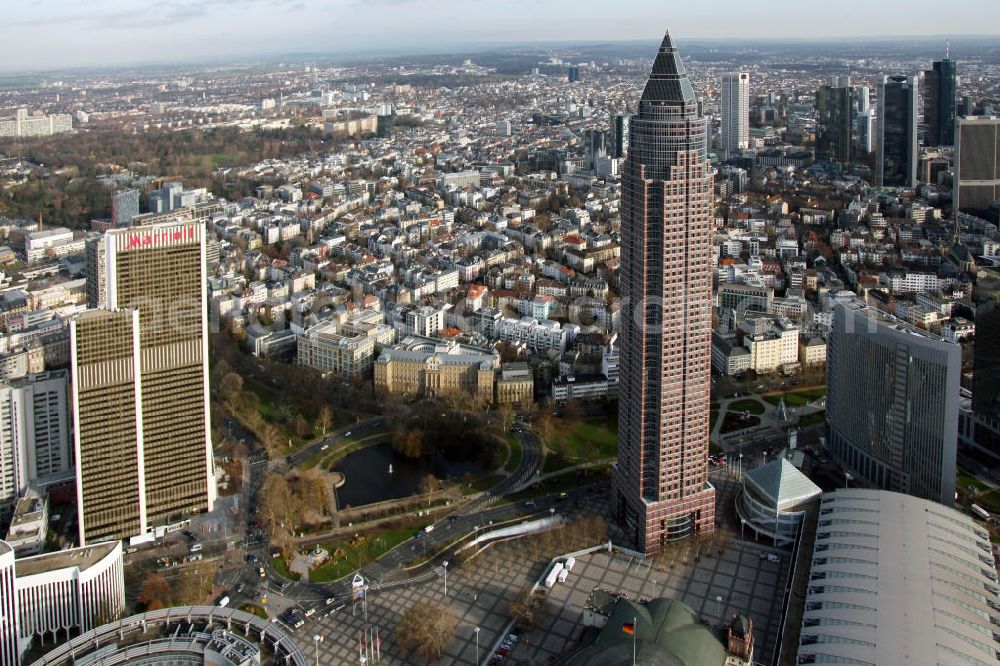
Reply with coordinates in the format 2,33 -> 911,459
632,615 -> 637,666
377,625 -> 382,662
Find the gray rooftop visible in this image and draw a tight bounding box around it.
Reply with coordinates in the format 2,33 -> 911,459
745,457 -> 822,512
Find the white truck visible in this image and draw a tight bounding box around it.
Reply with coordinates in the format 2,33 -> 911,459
544,562 -> 564,589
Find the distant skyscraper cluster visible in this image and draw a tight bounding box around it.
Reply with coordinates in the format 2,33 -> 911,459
614,31 -> 715,553
799,53 -> 959,191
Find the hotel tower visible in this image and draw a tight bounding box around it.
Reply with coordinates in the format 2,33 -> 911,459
72,220 -> 215,545
612,31 -> 716,553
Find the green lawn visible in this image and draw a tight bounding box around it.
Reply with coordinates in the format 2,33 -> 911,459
505,432 -> 523,473
763,388 -> 827,407
796,412 -> 827,429
720,412 -> 760,434
461,473 -> 504,496
552,416 -> 618,459
505,466 -> 612,503
979,491 -> 1000,513
728,399 -> 765,415
958,471 -> 989,494
309,525 -> 424,583
271,556 -> 300,581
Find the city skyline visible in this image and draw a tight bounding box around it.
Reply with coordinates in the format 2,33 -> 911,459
3,0 -> 1000,71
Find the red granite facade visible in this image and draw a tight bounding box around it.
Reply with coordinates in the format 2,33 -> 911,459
612,31 -> 716,554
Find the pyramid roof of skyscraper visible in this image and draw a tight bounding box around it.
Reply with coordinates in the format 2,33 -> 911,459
640,32 -> 696,105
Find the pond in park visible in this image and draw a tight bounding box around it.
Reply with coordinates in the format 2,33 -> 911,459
330,440 -> 487,508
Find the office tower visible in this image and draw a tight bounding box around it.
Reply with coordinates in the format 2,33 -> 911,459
924,58 -> 957,147
612,31 -> 716,554
111,189 -> 140,227
954,116 -> 1000,215
1,371 -> 71,487
826,301 -> 960,505
84,237 -> 106,309
567,66 -> 580,83
959,95 -> 975,117
855,109 -> 876,154
720,72 -> 749,159
853,85 -> 871,114
584,128 -> 608,170
611,114 -> 629,159
815,76 -> 853,165
376,114 -> 393,138
71,310 -> 145,544
968,267 -> 1000,458
72,221 -> 215,545
876,75 -> 919,187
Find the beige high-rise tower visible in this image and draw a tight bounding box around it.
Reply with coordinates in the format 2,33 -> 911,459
612,31 -> 716,554
72,221 -> 215,545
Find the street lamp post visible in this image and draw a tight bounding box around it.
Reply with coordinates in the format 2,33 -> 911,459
740,518 -> 746,542
443,560 -> 449,597
313,634 -> 323,666
474,626 -> 481,664
715,595 -> 723,622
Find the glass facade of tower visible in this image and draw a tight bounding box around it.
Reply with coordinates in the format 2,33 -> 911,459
816,77 -> 853,165
924,59 -> 957,147
877,75 -> 918,187
612,31 -> 715,554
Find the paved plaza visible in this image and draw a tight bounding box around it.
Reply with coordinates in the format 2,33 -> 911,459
304,529 -> 791,665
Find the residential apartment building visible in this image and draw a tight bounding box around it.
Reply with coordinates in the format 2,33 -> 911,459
494,317 -> 579,354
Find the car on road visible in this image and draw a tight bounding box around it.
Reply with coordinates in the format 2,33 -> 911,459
766,553 -> 781,563
321,444 -> 329,451
258,567 -> 266,578
236,583 -> 245,594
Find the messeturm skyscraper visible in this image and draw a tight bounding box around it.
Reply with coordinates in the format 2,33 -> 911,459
612,31 -> 715,554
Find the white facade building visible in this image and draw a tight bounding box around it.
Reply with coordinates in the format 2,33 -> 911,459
0,539 -> 124,663
0,541 -> 19,666
14,540 -> 125,650
494,317 -> 579,354
720,72 -> 750,159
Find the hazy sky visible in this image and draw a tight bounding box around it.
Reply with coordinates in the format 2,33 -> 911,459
4,0 -> 1000,71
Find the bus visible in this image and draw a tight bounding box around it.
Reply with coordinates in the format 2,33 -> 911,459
972,504 -> 992,522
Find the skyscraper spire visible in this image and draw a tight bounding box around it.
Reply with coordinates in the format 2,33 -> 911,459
640,31 -> 696,105
946,37 -> 951,60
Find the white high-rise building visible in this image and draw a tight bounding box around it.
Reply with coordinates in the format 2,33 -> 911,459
720,72 -> 750,159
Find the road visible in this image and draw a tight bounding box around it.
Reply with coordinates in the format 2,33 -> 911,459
222,420 -> 545,614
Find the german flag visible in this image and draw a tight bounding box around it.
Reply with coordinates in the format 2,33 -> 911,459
622,623 -> 635,635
